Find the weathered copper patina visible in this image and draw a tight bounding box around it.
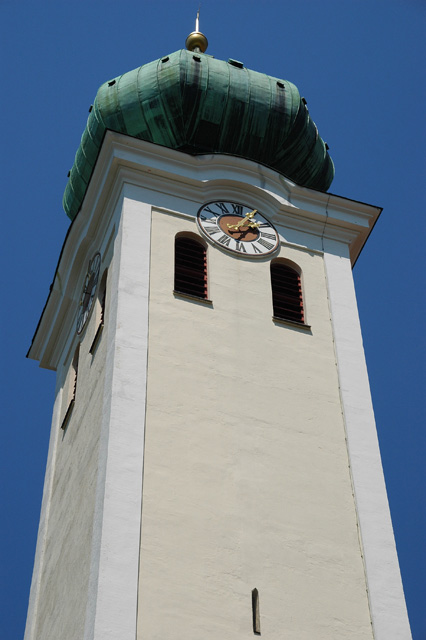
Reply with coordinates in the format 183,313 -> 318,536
63,49 -> 334,220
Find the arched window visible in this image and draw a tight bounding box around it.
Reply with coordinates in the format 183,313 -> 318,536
270,260 -> 304,323
174,236 -> 207,299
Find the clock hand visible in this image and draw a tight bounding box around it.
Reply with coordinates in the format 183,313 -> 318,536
227,219 -> 246,231
227,209 -> 259,231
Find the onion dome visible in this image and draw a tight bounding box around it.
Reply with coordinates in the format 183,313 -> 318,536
63,48 -> 334,220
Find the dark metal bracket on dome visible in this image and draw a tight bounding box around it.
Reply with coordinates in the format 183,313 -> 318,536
185,7 -> 208,53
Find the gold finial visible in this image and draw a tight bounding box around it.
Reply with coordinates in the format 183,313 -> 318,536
185,6 -> 208,53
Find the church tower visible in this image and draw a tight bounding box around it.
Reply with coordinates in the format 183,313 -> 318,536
25,22 -> 411,640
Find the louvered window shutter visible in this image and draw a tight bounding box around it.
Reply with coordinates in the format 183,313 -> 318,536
71,346 -> 79,401
100,287 -> 106,325
175,237 -> 207,299
271,262 -> 304,323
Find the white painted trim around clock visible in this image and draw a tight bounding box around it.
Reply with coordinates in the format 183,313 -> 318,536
323,249 -> 412,640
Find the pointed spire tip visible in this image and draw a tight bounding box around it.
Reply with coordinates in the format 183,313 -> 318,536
185,6 -> 208,53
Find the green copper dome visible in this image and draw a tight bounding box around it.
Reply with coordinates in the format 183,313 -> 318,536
63,49 -> 334,220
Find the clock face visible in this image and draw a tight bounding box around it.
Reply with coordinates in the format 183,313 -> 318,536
76,252 -> 101,334
197,201 -> 279,257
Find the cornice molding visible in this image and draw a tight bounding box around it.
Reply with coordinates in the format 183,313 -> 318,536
28,132 -> 381,369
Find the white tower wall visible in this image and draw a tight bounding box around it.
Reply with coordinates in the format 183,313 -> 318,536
25,134 -> 411,640
137,210 -> 372,638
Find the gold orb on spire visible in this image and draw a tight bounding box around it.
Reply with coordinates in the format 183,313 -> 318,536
185,7 -> 208,53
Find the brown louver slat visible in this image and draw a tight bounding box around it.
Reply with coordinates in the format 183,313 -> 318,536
175,237 -> 207,299
271,262 -> 304,323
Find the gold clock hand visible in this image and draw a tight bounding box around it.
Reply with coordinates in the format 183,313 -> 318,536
227,209 -> 258,231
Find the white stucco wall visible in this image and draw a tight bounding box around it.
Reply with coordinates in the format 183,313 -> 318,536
28,278 -> 108,640
25,138 -> 410,639
23,383 -> 63,640
136,210 -> 373,639
84,194 -> 151,640
324,249 -> 412,639
25,190 -> 152,640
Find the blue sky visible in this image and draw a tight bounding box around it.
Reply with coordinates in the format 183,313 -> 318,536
1,1 -> 425,638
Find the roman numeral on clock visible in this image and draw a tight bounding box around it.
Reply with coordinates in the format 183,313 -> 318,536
202,206 -> 217,215
199,202 -> 278,257
205,225 -> 220,236
218,234 -> 231,247
216,202 -> 229,214
257,237 -> 274,250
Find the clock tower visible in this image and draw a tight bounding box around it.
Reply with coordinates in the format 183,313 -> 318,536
25,24 -> 411,640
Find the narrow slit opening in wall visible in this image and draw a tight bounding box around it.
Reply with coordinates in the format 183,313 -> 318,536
252,588 -> 260,635
100,287 -> 106,324
72,348 -> 79,401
